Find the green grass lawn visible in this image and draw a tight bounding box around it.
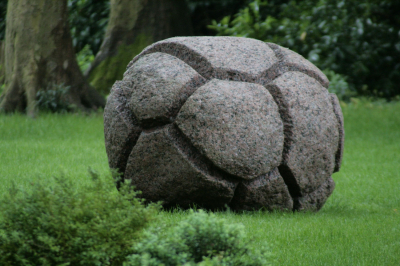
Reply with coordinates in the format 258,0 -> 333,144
1,100 -> 399,265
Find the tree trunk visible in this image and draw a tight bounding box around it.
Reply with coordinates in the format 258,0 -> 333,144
86,0 -> 193,94
0,40 -> 4,85
0,0 -> 105,116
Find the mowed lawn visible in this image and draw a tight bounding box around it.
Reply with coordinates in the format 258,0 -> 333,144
1,100 -> 399,265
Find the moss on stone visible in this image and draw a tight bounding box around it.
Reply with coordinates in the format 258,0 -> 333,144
88,34 -> 152,95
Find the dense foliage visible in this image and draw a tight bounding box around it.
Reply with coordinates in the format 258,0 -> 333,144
0,0 -> 5,40
186,0 -> 251,36
125,210 -> 271,265
209,0 -> 400,99
68,0 -> 110,54
36,84 -> 74,113
0,170 -> 159,266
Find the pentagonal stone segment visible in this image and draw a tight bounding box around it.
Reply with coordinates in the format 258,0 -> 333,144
129,37 -> 278,82
176,79 -> 284,180
123,52 -> 206,128
266,43 -> 329,88
124,125 -> 237,208
330,93 -> 344,172
230,168 -> 293,211
104,81 -> 141,173
266,71 -> 339,194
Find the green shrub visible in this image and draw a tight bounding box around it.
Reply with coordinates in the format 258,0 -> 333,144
323,69 -> 354,101
0,170 -> 159,266
36,83 -> 73,113
76,44 -> 95,72
68,0 -> 110,54
125,210 -> 271,266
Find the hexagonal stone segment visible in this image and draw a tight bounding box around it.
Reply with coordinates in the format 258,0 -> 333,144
176,79 -> 284,180
123,52 -> 206,128
129,37 -> 278,82
266,71 -> 339,195
124,125 -> 237,208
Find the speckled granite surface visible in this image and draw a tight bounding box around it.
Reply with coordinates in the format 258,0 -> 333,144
330,93 -> 345,173
128,37 -> 277,82
104,81 -> 141,176
230,168 -> 293,211
266,71 -> 339,195
176,79 -> 283,180
124,52 -> 206,128
104,37 -> 345,211
124,125 -> 237,209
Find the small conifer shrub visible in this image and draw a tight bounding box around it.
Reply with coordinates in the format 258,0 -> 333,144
0,170 -> 159,266
125,210 -> 272,266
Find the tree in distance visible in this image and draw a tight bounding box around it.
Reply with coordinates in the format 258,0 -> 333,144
0,0 -> 105,116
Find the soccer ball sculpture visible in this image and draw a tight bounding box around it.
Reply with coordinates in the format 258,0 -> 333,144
104,37 -> 344,212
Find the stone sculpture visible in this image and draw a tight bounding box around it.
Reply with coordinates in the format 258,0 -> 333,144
104,37 -> 344,212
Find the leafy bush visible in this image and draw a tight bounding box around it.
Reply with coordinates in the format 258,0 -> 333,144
125,210 -> 271,265
68,0 -> 110,54
323,69 -> 354,101
187,0 -> 251,36
209,0 -> 400,99
36,83 -> 73,113
76,44 -> 95,72
0,170 -> 159,266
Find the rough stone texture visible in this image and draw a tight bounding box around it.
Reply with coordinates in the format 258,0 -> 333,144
124,125 -> 237,209
176,79 -> 284,180
230,168 -> 293,211
330,93 -> 345,172
295,177 -> 335,211
104,81 -> 141,174
123,52 -> 206,128
104,37 -> 345,212
265,43 -> 329,88
266,71 -> 339,197
128,36 -> 278,82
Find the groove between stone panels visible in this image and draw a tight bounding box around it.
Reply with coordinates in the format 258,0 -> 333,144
330,94 -> 344,173
131,42 -> 215,80
265,42 -> 329,88
169,124 -> 242,185
263,45 -> 303,206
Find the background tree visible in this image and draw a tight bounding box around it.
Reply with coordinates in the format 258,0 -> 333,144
0,0 -> 6,87
0,0 -> 105,115
0,41 -> 4,88
86,0 -> 193,95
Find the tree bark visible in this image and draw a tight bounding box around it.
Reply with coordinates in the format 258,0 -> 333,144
86,0 -> 193,94
0,0 -> 105,115
0,40 -> 4,85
